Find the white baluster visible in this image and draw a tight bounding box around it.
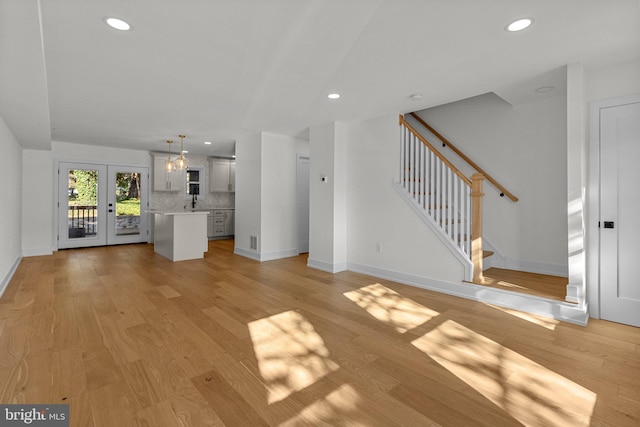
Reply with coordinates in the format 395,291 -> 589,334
465,186 -> 471,257
447,169 -> 452,237
400,125 -> 405,187
453,176 -> 459,250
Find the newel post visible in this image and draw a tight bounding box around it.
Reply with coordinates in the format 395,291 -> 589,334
471,173 -> 485,282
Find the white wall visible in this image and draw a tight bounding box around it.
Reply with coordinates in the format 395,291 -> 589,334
412,92 -> 569,274
22,149 -> 53,256
235,132 -> 309,261
234,133 -> 262,257
53,141 -> 152,165
260,132 -> 308,260
587,59 -> 640,103
308,122 -> 348,272
346,113 -> 464,282
566,63 -> 587,305
21,141 -> 153,253
0,114 -> 23,295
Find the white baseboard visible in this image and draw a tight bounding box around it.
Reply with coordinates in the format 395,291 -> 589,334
233,247 -> 260,261
234,247 -> 300,262
497,257 -> 569,277
259,249 -> 299,262
347,261 -> 588,326
307,258 -> 347,273
0,255 -> 22,299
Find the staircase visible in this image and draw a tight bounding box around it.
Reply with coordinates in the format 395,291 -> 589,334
393,115 -> 486,282
392,113 -> 588,325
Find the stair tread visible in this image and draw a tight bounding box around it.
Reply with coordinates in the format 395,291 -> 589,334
466,267 -> 571,303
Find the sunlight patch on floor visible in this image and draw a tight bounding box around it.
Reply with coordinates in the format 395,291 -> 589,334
495,280 -> 527,290
248,310 -> 339,404
411,320 -> 595,427
487,304 -> 559,331
279,384 -> 361,427
343,283 -> 439,333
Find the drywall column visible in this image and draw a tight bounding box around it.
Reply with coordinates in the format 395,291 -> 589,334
566,62 -> 587,307
234,133 -> 263,260
234,132 -> 310,262
22,149 -> 53,256
308,122 -> 347,272
260,132 -> 309,261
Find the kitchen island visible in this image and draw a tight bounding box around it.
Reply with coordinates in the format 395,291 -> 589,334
153,211 -> 208,261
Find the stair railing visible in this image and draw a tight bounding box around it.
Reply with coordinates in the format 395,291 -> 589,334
409,112 -> 518,202
399,115 -> 485,282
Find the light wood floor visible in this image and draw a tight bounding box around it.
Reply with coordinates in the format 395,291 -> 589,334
476,268 -> 570,302
1,240 -> 639,426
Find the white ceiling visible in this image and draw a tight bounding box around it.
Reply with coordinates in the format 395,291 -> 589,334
1,0 -> 639,156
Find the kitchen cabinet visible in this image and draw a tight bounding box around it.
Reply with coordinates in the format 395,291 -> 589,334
224,209 -> 234,236
209,159 -> 235,192
153,211 -> 208,261
207,212 -> 214,237
153,154 -> 183,191
212,209 -> 234,238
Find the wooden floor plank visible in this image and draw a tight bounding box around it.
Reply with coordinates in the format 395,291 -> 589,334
477,267 -> 569,301
1,240 -> 639,426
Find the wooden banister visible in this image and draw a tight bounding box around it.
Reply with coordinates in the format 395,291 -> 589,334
399,115 -> 472,187
471,173 -> 485,282
409,112 -> 519,202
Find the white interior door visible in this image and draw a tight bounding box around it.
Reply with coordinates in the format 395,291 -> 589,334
297,155 -> 310,254
600,100 -> 640,327
58,162 -> 148,249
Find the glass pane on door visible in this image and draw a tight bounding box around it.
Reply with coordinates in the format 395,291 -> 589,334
67,169 -> 99,239
115,172 -> 141,236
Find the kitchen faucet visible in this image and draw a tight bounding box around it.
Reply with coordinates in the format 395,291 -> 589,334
191,193 -> 197,209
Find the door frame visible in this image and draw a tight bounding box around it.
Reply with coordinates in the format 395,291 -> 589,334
54,160 -> 150,250
296,154 -> 310,254
587,94 -> 640,319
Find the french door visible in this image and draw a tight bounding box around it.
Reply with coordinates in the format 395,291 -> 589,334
599,100 -> 640,327
58,162 -> 148,249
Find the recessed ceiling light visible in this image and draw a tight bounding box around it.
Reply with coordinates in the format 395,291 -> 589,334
204,141 -> 212,145
327,93 -> 341,99
506,18 -> 533,32
104,17 -> 131,31
534,86 -> 555,93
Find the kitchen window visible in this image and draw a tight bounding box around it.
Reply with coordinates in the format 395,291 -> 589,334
186,167 -> 205,199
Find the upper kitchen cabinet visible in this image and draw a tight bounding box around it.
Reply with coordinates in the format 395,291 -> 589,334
209,158 -> 235,192
152,154 -> 183,192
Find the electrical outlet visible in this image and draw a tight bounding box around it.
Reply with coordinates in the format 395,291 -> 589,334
376,243 -> 382,253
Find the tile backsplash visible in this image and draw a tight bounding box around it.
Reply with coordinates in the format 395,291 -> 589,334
151,190 -> 235,211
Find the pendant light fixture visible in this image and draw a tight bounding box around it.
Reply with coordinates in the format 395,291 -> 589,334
175,134 -> 189,170
165,140 -> 176,172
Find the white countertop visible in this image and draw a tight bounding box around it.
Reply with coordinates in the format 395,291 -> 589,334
148,210 -> 209,215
